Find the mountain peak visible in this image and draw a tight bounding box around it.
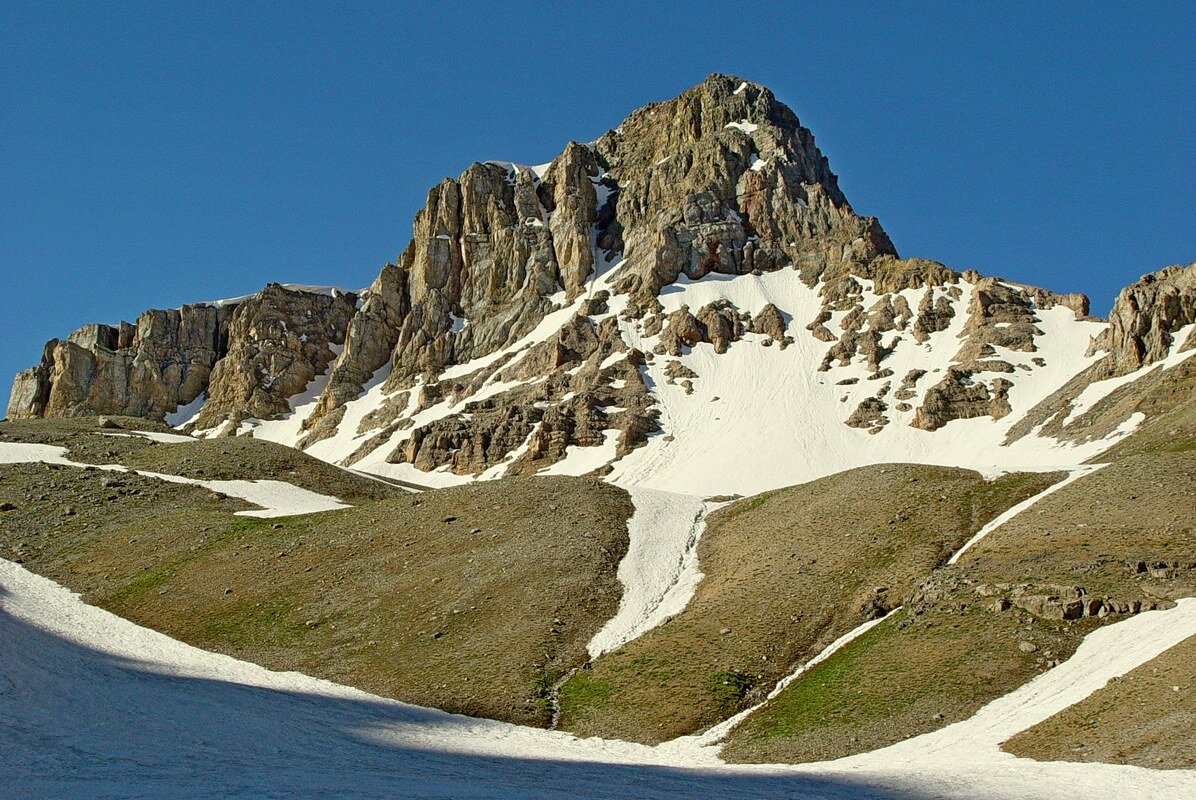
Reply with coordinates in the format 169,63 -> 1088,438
10,80 -> 1193,500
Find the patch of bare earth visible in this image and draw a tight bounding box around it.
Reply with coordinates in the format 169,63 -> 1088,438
1003,633 -> 1195,769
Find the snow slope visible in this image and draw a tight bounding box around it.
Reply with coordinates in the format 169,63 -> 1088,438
4,557 -> 1193,799
607,269 -> 1118,496
224,264 -> 1165,507
176,264 -> 1178,656
586,488 -> 709,657
209,266 -> 1137,498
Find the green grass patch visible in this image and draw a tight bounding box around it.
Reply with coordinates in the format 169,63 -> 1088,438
557,671 -> 614,721
193,598 -> 306,648
741,612 -> 902,740
709,669 -> 754,710
105,563 -> 178,605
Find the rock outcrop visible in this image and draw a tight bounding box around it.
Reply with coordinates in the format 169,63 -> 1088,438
7,304 -> 230,420
1090,264 -> 1196,373
192,285 -> 358,430
7,285 -> 355,427
1001,263 -> 1196,446
12,76 -> 1192,482
380,310 -> 659,477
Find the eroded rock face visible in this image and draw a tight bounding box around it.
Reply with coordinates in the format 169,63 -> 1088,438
6,339 -> 58,419
657,302 -> 751,356
4,72 -> 903,457
6,286 -> 356,427
301,264 -> 408,444
1000,263 -> 1196,447
7,304 -> 230,420
18,74 -> 1184,480
1091,264 -> 1196,373
384,312 -> 659,477
912,368 -> 1013,431
752,303 -> 791,347
193,285 -> 358,430
909,277 -> 1097,430
597,74 -> 895,304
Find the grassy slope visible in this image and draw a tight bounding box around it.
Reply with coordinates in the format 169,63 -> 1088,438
722,361 -> 1196,764
1003,633 -> 1195,769
0,420 -> 633,728
995,366 -> 1196,769
557,464 -> 1058,744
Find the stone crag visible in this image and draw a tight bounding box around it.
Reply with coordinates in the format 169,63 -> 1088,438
10,74 -> 1194,480
8,284 -> 356,432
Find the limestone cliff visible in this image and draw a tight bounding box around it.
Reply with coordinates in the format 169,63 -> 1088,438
1091,264 -> 1196,374
7,285 -> 356,429
10,76 -> 1193,484
8,304 -> 229,420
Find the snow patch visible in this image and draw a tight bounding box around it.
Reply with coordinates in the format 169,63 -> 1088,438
538,429 -> 621,477
725,120 -> 759,134
587,489 -> 708,658
0,442 -> 347,518
166,393 -> 205,428
100,430 -> 198,445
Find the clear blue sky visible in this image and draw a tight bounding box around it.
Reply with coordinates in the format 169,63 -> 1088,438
2,2 -> 1193,389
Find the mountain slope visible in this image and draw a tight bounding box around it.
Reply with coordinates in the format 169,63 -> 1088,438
1003,632 -> 1195,769
4,74 -> 1195,774
5,552 -> 1196,799
0,420 -> 632,727
720,381 -> 1196,763
14,74 -> 1186,501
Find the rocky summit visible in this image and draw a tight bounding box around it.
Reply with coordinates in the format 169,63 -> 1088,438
3,74 -> 1195,795
10,75 -> 1195,494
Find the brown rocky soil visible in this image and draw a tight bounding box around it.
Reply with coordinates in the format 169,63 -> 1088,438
722,429 -> 1195,763
721,606 -> 1098,764
0,420 -> 632,728
557,465 -> 1059,744
1003,633 -> 1196,769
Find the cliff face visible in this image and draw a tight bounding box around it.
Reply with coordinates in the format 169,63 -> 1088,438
7,285 -> 356,427
7,304 -> 229,420
1090,265 -> 1196,374
297,74 -> 896,443
9,75 -> 1193,485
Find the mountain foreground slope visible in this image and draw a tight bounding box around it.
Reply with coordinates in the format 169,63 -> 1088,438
3,75 -> 1194,796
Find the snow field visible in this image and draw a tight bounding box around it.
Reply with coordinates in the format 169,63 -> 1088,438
586,488 -> 708,657
3,556 -> 1193,799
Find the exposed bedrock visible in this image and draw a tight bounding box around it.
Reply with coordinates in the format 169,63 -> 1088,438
15,76 -> 1188,467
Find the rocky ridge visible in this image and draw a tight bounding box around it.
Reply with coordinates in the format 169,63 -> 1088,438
9,75 -> 1196,486
8,285 -> 357,431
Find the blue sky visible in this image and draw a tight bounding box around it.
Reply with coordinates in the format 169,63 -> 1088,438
2,2 -> 1193,389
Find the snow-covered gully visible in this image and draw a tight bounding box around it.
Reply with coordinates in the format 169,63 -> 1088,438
585,487 -> 710,658
4,557 -> 1194,799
